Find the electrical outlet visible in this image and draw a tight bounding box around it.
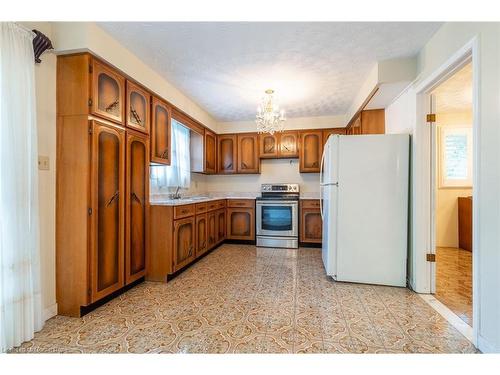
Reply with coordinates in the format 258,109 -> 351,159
38,155 -> 50,170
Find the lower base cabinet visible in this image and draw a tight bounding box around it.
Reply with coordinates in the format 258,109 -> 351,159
300,199 -> 323,244
173,217 -> 195,272
195,213 -> 208,257
226,200 -> 255,241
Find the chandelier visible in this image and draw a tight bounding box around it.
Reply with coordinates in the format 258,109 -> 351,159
255,89 -> 286,135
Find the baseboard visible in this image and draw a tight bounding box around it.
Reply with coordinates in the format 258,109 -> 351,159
43,303 -> 58,321
478,335 -> 498,353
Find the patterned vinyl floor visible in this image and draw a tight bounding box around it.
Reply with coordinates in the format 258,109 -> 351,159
10,245 -> 477,353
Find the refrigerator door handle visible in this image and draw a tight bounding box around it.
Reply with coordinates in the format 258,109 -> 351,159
319,143 -> 327,220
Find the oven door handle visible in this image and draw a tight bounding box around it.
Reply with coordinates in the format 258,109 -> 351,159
256,201 -> 299,206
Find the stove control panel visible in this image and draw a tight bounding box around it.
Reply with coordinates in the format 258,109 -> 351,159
261,183 -> 299,193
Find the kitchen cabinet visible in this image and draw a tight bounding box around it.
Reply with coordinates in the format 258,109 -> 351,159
151,96 -> 171,165
299,130 -> 323,173
207,211 -> 217,249
204,129 -> 217,174
323,128 -> 346,145
126,81 -> 150,134
346,109 -> 385,135
216,208 -> 226,244
92,59 -> 125,125
259,133 -> 278,158
218,134 -> 237,174
226,200 -> 255,241
237,133 -> 260,173
300,200 -> 322,244
125,130 -> 150,285
279,131 -> 298,158
195,214 -> 208,257
173,217 -> 196,272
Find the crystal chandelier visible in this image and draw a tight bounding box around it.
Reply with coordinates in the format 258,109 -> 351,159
255,89 -> 286,135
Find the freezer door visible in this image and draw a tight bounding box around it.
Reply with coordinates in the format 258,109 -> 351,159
336,134 -> 409,287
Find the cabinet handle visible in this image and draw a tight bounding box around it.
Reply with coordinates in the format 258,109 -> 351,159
130,106 -> 142,125
131,192 -> 142,206
160,148 -> 169,159
241,162 -> 248,169
105,100 -> 119,112
265,145 -> 274,153
312,161 -> 318,167
188,245 -> 193,256
106,191 -> 120,207
225,162 -> 232,169
202,241 -> 206,248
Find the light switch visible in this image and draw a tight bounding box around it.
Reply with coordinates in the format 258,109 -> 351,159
38,155 -> 50,170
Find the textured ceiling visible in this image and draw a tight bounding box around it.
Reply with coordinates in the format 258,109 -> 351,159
433,63 -> 472,113
99,22 -> 442,122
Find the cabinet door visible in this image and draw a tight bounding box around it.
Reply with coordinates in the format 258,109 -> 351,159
361,109 -> 385,134
322,128 -> 346,145
151,97 -> 171,165
196,214 -> 208,257
90,121 -> 125,302
259,133 -> 278,158
204,130 -> 216,174
91,59 -> 125,124
125,131 -> 149,285
217,134 -> 237,173
237,133 -> 259,173
226,208 -> 255,241
207,211 -> 217,249
300,207 -> 322,243
126,81 -> 150,134
351,114 -> 362,135
173,217 -> 195,272
299,130 -> 323,173
279,131 -> 298,158
216,209 -> 226,243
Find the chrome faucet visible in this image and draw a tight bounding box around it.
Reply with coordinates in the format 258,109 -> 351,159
172,186 -> 182,200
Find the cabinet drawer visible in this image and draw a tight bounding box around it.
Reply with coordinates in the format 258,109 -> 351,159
301,199 -> 321,209
227,199 -> 255,208
216,199 -> 226,209
195,202 -> 207,214
174,204 -> 195,219
207,201 -> 219,212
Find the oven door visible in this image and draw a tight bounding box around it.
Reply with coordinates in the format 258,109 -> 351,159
256,200 -> 298,237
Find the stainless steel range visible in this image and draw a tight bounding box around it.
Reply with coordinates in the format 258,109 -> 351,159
256,183 -> 299,249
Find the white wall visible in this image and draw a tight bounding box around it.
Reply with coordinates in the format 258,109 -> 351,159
386,22 -> 500,353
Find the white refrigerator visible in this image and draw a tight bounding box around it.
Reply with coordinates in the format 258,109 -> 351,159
320,134 -> 409,287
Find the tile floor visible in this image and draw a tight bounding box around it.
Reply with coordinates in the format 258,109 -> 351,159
435,247 -> 473,325
10,245 -> 477,354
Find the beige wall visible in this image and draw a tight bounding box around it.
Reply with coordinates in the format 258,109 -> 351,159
435,111 -> 473,248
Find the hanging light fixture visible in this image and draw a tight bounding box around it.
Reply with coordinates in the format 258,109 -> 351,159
255,89 -> 286,135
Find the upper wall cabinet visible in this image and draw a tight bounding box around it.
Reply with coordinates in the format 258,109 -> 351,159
259,133 -> 278,158
322,128 -> 346,145
237,133 -> 260,173
92,59 -> 125,124
126,81 -> 150,134
346,109 -> 385,135
151,96 -> 171,165
204,129 -> 217,174
299,130 -> 323,173
279,131 -> 298,158
218,134 -> 237,174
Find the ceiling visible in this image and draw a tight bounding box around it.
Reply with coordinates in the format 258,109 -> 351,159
433,62 -> 472,113
99,22 -> 442,122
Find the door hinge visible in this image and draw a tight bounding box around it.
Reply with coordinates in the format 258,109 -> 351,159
88,126 -> 93,135
88,208 -> 92,215
426,253 -> 436,262
426,113 -> 436,123
89,64 -> 93,74
88,98 -> 93,107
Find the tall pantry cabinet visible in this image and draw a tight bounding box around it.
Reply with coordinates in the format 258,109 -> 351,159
56,53 -> 150,317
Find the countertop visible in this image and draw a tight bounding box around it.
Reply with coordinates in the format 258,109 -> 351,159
150,192 -> 320,206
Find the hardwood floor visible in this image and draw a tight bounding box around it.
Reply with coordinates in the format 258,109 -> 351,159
435,247 -> 473,326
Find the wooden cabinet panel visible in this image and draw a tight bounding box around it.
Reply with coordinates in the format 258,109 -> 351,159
195,214 -> 208,257
458,197 -> 472,252
300,202 -> 322,244
361,109 -> 385,134
151,97 -> 171,165
217,134 -> 237,174
301,199 -> 321,209
323,128 -> 346,145
226,208 -> 255,241
299,130 -> 323,173
174,204 -> 196,220
259,133 -> 278,158
126,81 -> 150,134
207,201 -> 218,212
237,133 -> 260,173
207,211 -> 217,249
195,202 -> 208,214
279,131 -> 298,158
125,131 -> 149,285
173,217 -> 195,272
216,199 -> 226,209
91,59 -> 125,125
90,121 -> 125,302
216,209 -> 226,244
204,129 -> 217,174
227,199 -> 255,208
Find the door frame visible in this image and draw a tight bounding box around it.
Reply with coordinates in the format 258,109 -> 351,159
413,36 -> 480,345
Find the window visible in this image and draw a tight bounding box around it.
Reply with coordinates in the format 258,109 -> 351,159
438,125 -> 473,188
151,120 -> 191,189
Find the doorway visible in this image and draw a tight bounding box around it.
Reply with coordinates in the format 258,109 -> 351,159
430,62 -> 473,327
